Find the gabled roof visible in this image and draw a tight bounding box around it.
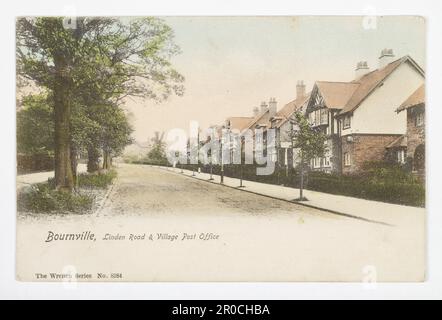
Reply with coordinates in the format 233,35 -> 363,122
340,55 -> 424,115
274,93 -> 311,128
316,82 -> 359,109
244,109 -> 269,131
226,116 -> 254,131
310,56 -> 424,116
397,84 -> 425,113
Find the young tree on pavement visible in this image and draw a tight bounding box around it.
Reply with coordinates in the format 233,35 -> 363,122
17,17 -> 184,192
289,111 -> 327,201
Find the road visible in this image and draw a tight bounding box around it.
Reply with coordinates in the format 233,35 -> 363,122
100,164 -> 334,218
16,163 -> 425,282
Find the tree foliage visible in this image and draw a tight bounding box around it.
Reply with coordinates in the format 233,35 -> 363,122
17,93 -> 54,155
16,17 -> 185,190
17,17 -> 185,104
289,111 -> 328,200
146,131 -> 168,164
290,111 -> 328,164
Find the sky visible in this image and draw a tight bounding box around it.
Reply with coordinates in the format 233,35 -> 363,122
122,16 -> 426,143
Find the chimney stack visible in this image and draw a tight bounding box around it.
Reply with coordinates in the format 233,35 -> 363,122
253,107 -> 259,117
379,48 -> 395,69
296,80 -> 306,100
260,101 -> 268,114
355,61 -> 370,79
268,97 -> 277,117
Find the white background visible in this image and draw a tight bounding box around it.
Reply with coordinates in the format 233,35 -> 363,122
1,0 -> 441,299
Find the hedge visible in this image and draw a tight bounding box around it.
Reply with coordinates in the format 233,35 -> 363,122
17,153 -> 54,174
182,163 -> 425,207
306,173 -> 425,207
126,160 -> 425,207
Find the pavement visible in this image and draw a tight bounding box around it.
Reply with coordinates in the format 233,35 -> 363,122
160,165 -> 425,227
16,164 -> 87,190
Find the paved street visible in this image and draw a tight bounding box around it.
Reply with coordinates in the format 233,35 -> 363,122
100,163 -> 333,219
16,163 -> 425,282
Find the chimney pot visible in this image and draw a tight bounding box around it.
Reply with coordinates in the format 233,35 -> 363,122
355,61 -> 370,79
296,80 -> 306,100
268,97 -> 277,117
260,101 -> 268,114
379,48 -> 395,68
253,107 -> 259,117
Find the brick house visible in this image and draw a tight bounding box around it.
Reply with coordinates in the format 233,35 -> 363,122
306,81 -> 358,173
269,81 -> 310,171
306,49 -> 425,174
396,84 -> 425,175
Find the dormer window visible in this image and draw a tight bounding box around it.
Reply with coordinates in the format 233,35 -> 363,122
343,115 -> 351,129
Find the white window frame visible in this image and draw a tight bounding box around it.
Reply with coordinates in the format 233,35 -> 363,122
320,109 -> 328,125
315,110 -> 321,126
344,152 -> 351,166
312,157 -> 321,169
323,156 -> 331,167
397,149 -> 405,164
343,115 -> 351,129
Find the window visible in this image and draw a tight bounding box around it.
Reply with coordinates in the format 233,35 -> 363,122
397,149 -> 405,164
315,110 -> 321,126
320,109 -> 328,125
323,156 -> 331,167
308,112 -> 314,125
343,115 -> 351,129
312,157 -> 321,168
344,152 -> 351,166
415,112 -> 424,127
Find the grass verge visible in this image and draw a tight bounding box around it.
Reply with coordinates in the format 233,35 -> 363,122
18,170 -> 117,214
77,170 -> 117,189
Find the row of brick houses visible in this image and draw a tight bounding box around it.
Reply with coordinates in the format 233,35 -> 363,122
204,49 -> 425,176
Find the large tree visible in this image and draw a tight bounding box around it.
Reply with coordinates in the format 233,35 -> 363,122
17,17 -> 184,191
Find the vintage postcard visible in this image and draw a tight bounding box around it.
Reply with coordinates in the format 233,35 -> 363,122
16,16 -> 426,282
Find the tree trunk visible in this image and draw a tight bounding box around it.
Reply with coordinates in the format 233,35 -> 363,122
102,150 -> 107,170
102,149 -> 111,170
71,146 -> 78,188
107,154 -> 111,169
87,146 -> 100,173
53,60 -> 74,192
